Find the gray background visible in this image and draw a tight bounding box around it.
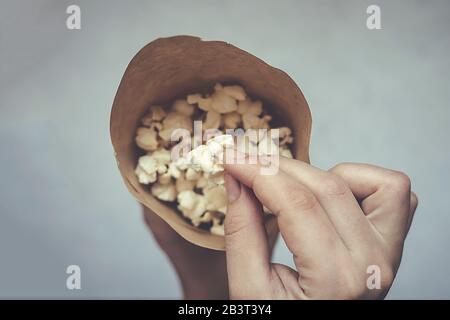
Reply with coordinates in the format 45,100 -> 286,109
1,0 -> 449,299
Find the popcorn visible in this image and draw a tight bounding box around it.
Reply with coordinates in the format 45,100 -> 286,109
278,127 -> 294,146
141,105 -> 166,125
210,83 -> 238,114
222,85 -> 246,101
175,173 -> 196,193
223,112 -> 241,129
176,134 -> 233,175
159,112 -> 193,141
258,130 -> 280,156
210,217 -> 225,236
203,110 -> 221,130
134,83 -> 294,236
167,162 -> 182,179
172,99 -> 195,117
151,182 -> 176,201
204,185 -> 227,214
135,155 -> 158,184
135,127 -> 159,151
187,94 -> 212,112
192,211 -> 213,227
177,190 -> 207,220
158,172 -> 172,185
185,167 -> 202,180
280,147 -> 294,159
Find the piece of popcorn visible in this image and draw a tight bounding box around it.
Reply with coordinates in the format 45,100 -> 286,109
242,113 -> 259,130
258,131 -> 280,156
151,148 -> 171,165
158,172 -> 172,185
151,182 -> 176,201
176,145 -> 211,172
135,165 -> 157,184
159,112 -> 193,141
141,148 -> 170,174
237,99 -> 269,129
210,83 -> 238,114
223,112 -> 241,129
205,172 -> 225,186
260,115 -> 272,129
237,99 -> 263,116
135,127 -> 159,151
210,218 -> 225,236
223,85 -> 246,101
235,131 -> 259,155
204,185 -> 227,213
191,211 -> 213,227
156,164 -> 167,174
176,135 -> 234,174
141,106 -> 166,125
137,155 -> 158,174
172,99 -> 195,117
187,94 -> 212,112
196,176 -> 208,189
175,173 -> 196,193
186,167 -> 202,180
277,127 -> 294,146
203,110 -> 221,130
177,190 -> 207,220
167,162 -> 182,179
187,93 -> 201,104
206,134 -> 234,154
280,147 -> 294,159
242,113 -> 272,130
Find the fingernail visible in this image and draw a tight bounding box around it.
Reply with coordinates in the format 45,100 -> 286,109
224,173 -> 241,203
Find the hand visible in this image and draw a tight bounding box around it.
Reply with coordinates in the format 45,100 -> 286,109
143,206 -> 278,299
223,158 -> 418,299
143,206 -> 228,299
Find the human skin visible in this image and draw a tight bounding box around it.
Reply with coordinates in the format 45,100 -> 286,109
223,158 -> 418,299
143,207 -> 229,299
143,206 -> 278,299
144,158 -> 417,300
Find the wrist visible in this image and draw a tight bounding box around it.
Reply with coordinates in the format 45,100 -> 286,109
167,250 -> 229,299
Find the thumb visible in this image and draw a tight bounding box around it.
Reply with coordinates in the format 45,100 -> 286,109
224,173 -> 271,298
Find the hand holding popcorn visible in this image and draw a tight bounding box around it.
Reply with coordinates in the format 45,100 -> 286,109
224,158 -> 418,299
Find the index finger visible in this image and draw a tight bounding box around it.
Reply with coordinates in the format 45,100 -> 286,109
224,160 -> 347,271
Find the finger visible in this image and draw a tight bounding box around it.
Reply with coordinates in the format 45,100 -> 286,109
330,163 -> 412,240
225,161 -> 346,272
406,192 -> 419,233
277,157 -> 375,253
224,174 -> 271,297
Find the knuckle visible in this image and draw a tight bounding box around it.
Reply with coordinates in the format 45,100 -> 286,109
387,170 -> 411,194
329,162 -> 351,174
319,174 -> 349,196
286,187 -> 318,211
410,191 -> 419,211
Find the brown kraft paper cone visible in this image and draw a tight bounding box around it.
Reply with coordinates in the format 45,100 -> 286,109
110,35 -> 312,250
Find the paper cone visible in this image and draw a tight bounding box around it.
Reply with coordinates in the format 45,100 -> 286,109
110,35 -> 312,250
